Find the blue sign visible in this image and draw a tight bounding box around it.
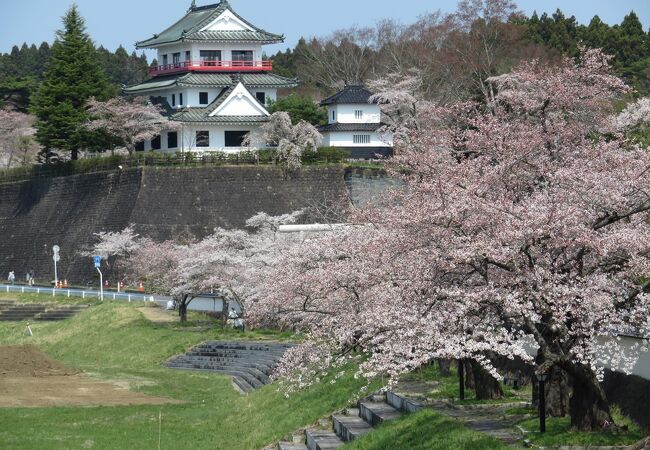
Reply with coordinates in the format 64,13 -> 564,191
93,256 -> 101,268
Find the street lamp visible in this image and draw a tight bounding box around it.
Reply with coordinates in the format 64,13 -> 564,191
536,372 -> 549,433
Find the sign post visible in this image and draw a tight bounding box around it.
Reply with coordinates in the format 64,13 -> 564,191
93,256 -> 103,302
52,245 -> 60,286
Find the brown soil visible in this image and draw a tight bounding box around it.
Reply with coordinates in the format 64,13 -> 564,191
0,346 -> 183,408
0,345 -> 78,377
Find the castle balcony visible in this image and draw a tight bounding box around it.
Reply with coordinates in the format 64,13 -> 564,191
149,60 -> 273,76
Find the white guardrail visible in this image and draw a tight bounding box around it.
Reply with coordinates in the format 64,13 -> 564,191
0,284 -> 156,303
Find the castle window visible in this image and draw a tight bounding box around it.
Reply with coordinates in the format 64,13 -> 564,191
332,110 -> 336,121
255,92 -> 266,104
199,92 -> 209,105
355,110 -> 364,120
232,50 -> 253,62
151,135 -> 161,150
172,52 -> 181,67
168,132 -> 178,149
179,93 -> 183,106
353,135 -> 371,144
171,94 -> 176,107
200,50 -> 221,66
162,54 -> 168,66
225,131 -> 249,147
196,131 -> 210,147
185,50 -> 191,61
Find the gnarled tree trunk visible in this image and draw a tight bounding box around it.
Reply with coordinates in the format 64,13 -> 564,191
535,350 -> 571,417
470,360 -> 503,400
566,363 -> 613,431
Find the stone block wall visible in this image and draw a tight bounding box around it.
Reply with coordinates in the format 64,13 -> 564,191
0,166 -> 352,285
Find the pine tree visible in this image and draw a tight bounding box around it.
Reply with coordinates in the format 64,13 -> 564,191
31,5 -> 111,160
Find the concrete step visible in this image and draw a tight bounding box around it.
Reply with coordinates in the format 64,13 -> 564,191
305,430 -> 344,450
233,375 -> 255,393
189,349 -> 289,359
386,391 -> 424,413
358,401 -> 402,427
332,414 -> 373,442
278,443 -> 307,450
169,361 -> 271,383
166,365 -> 265,388
181,353 -> 282,364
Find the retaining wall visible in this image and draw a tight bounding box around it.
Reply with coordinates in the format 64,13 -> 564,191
0,165 -> 379,284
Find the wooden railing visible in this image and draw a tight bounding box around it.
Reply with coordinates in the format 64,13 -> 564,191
149,60 -> 273,76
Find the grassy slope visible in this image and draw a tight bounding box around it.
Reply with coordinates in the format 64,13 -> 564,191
344,409 -> 508,450
0,302 -> 369,450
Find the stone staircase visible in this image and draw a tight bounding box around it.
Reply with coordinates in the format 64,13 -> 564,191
165,341 -> 295,393
275,391 -> 423,450
0,301 -> 89,322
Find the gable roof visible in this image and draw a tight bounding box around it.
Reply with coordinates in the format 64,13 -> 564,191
123,72 -> 298,95
209,81 -> 269,117
320,85 -> 375,106
168,80 -> 270,124
136,1 -> 284,48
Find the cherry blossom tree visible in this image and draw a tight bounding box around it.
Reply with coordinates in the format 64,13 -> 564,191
94,212 -> 303,322
0,109 -> 41,168
85,96 -> 179,154
249,49 -> 650,431
244,112 -> 322,170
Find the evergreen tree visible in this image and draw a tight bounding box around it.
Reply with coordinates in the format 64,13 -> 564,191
615,11 -> 647,68
267,94 -> 327,126
31,5 -> 112,160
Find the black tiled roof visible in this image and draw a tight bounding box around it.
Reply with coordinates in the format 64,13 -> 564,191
318,123 -> 384,132
320,85 -> 375,106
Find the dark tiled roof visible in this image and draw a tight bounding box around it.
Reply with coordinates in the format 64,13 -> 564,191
339,147 -> 394,160
320,85 -> 375,106
123,72 -> 298,94
136,1 -> 283,48
318,123 -> 384,132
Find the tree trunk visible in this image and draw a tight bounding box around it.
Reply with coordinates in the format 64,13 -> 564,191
71,148 -> 79,161
179,294 -> 189,323
567,363 -> 614,431
535,349 -> 571,417
437,359 -> 450,376
470,360 -> 503,400
545,366 -> 570,417
465,360 -> 475,390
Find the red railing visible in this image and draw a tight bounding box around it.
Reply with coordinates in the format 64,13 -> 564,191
149,60 -> 273,76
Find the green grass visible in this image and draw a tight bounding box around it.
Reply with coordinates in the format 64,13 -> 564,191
343,409 -> 508,450
1,292 -> 100,305
0,301 -> 368,449
517,407 -> 645,447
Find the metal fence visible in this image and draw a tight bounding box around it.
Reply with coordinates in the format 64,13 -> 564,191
0,283 -> 156,303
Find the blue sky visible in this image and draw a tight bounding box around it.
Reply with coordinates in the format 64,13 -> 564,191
1,0 -> 649,58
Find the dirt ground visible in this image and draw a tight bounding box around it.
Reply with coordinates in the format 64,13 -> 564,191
0,345 -> 182,408
139,306 -> 178,324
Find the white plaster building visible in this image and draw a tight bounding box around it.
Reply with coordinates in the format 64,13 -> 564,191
318,85 -> 393,159
124,0 -> 298,153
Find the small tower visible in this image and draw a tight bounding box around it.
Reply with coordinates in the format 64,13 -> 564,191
318,85 -> 393,160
